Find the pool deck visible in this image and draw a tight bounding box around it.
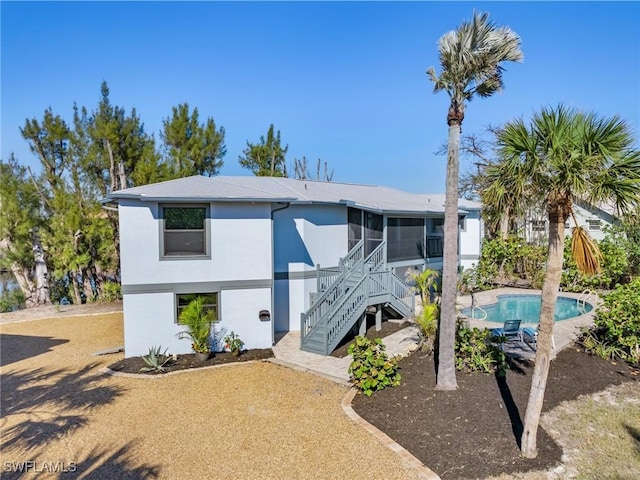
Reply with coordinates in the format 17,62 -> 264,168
457,287 -> 601,360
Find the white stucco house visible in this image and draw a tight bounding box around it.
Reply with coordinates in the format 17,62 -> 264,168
524,198 -> 617,244
107,176 -> 483,357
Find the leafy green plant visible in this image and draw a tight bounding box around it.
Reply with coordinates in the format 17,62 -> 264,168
177,296 -> 217,354
0,287 -> 25,313
223,331 -> 244,354
407,268 -> 441,354
415,303 -> 439,355
475,236 -> 546,288
581,279 -> 640,364
405,268 -> 440,305
140,346 -> 174,373
347,336 -> 401,396
455,323 -> 508,375
100,280 -> 122,302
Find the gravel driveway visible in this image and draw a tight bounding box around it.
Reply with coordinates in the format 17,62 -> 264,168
1,311 -> 426,479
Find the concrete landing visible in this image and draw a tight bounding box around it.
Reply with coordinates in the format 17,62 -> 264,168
271,325 -> 421,385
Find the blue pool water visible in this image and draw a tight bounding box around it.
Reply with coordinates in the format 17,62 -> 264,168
461,294 -> 593,323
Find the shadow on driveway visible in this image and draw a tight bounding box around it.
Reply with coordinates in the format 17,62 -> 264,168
1,333 -> 69,366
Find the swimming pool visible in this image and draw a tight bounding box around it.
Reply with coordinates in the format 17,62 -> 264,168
460,294 -> 593,323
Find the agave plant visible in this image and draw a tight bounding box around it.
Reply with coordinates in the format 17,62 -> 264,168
140,346 -> 173,373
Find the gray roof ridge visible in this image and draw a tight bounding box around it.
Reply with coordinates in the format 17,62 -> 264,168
211,176 -> 298,199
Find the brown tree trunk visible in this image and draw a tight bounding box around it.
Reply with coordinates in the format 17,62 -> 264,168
435,116 -> 462,391
520,200 -> 567,457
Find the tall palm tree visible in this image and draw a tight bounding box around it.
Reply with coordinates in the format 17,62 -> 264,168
427,12 -> 523,390
497,105 -> 640,458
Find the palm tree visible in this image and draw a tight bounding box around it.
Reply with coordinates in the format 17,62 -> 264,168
427,11 -> 523,390
497,105 -> 640,458
480,156 -> 532,239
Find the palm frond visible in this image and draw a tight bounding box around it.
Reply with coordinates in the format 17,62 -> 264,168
571,226 -> 603,275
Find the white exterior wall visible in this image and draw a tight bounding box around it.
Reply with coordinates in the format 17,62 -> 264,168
219,288 -> 272,350
119,200 -> 272,285
119,199 -> 274,357
460,210 -> 483,270
569,203 -> 613,242
273,204 -> 348,332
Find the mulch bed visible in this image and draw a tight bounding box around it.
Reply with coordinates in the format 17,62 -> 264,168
330,320 -> 412,358
108,349 -> 274,375
352,345 -> 638,480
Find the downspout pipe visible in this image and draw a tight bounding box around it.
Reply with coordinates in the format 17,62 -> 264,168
270,202 -> 291,346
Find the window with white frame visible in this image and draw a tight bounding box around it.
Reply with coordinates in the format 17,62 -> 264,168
161,205 -> 209,257
176,293 -> 218,324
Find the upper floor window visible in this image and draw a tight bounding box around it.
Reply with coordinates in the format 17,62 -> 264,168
587,219 -> 601,231
162,205 -> 209,257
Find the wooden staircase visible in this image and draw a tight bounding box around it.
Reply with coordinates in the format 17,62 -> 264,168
300,240 -> 415,355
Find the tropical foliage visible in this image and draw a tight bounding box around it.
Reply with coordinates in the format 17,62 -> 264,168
177,296 -> 217,354
140,346 -> 174,373
475,236 -> 546,288
347,336 -> 401,396
455,324 -> 508,375
427,11 -> 523,390
406,268 -> 440,354
582,279 -> 640,365
495,104 -> 640,458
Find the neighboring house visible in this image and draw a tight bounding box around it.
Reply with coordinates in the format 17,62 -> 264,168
524,199 -> 617,244
107,176 -> 483,357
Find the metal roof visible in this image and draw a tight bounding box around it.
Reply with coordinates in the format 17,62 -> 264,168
108,175 -> 479,215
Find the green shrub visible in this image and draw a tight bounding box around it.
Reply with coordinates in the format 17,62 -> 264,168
100,280 -> 122,302
177,296 -> 218,354
582,279 -> 640,364
0,287 -> 25,312
476,236 -> 546,288
455,323 -> 508,375
415,303 -> 438,354
347,336 -> 401,396
140,346 -> 174,373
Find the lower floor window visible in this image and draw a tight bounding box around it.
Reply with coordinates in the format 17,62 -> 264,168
176,293 -> 218,323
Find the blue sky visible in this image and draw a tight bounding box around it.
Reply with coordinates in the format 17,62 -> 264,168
2,1 -> 639,193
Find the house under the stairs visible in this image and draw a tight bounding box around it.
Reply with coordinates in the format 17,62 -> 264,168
107,175 -> 482,357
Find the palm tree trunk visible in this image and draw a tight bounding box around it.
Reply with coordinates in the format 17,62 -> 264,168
435,120 -> 461,390
520,207 -> 565,457
500,205 -> 511,239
